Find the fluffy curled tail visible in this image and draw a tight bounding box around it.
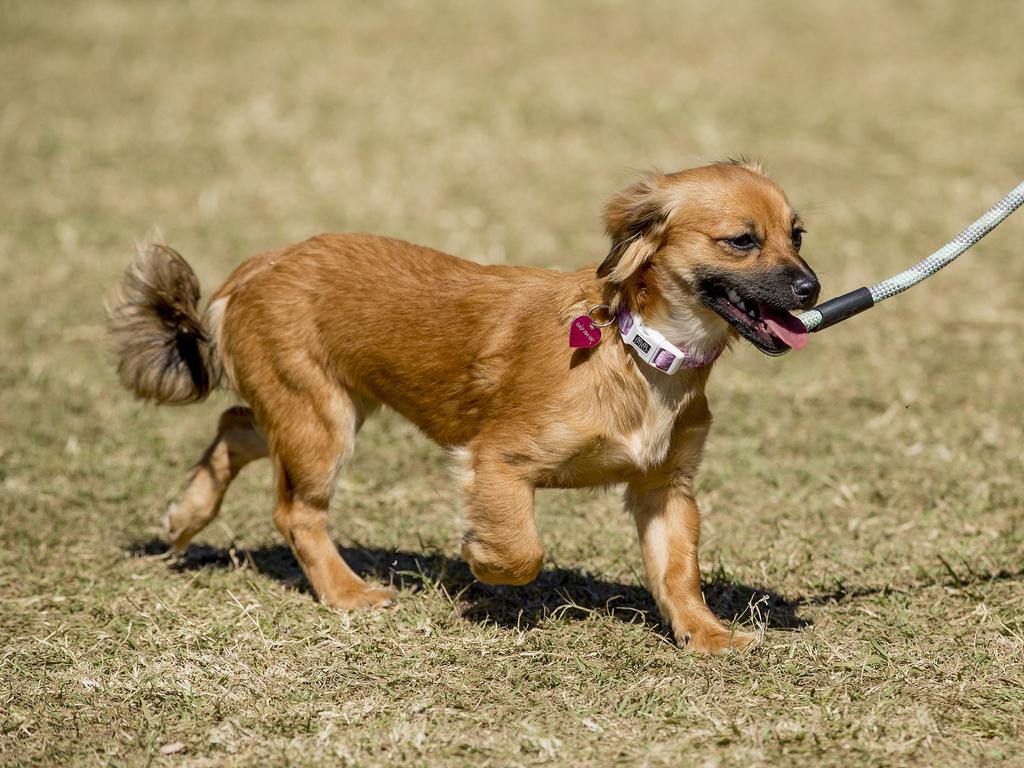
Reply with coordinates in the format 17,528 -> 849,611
106,242 -> 221,404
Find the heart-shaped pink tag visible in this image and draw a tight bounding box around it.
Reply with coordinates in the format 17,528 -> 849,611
569,316 -> 601,348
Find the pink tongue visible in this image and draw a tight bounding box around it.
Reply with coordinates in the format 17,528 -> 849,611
758,304 -> 809,350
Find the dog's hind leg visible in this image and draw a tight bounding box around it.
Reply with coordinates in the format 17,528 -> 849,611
164,406 -> 268,550
268,389 -> 396,610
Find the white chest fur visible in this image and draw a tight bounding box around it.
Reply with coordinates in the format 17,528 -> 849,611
618,386 -> 683,472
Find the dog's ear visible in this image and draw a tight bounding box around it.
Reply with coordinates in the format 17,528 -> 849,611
597,171 -> 672,283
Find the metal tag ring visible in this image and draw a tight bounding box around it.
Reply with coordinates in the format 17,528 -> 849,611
587,304 -> 616,328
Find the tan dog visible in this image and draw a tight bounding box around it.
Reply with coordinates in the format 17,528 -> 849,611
107,160 -> 818,653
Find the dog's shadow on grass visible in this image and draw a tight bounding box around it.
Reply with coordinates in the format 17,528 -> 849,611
129,539 -> 811,635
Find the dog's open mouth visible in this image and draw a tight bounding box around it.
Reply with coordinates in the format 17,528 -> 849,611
699,280 -> 809,356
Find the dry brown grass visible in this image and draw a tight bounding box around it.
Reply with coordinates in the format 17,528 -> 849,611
2,1 -> 1023,765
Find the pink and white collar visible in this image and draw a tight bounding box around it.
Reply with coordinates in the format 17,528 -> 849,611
616,308 -> 723,373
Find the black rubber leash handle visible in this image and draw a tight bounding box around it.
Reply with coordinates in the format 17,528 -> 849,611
807,287 -> 875,332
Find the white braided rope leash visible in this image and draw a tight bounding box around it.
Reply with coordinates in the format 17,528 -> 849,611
798,181 -> 1024,332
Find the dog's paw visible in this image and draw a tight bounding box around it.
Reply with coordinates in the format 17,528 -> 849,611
321,586 -> 399,611
462,532 -> 543,586
162,500 -> 194,551
677,624 -> 759,654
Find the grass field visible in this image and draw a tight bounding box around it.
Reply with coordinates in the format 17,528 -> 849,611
2,2 -> 1024,765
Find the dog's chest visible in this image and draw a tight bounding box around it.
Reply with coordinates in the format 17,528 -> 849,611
614,394 -> 680,472
551,375 -> 699,486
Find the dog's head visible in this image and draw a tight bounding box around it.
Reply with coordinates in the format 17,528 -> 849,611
598,161 -> 819,356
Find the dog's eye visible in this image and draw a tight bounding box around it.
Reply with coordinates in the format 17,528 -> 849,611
792,228 -> 805,250
724,234 -> 757,251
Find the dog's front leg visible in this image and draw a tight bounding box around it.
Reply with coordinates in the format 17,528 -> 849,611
628,482 -> 756,653
461,452 -> 544,586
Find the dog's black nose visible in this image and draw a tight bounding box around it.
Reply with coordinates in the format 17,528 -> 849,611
791,273 -> 820,307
